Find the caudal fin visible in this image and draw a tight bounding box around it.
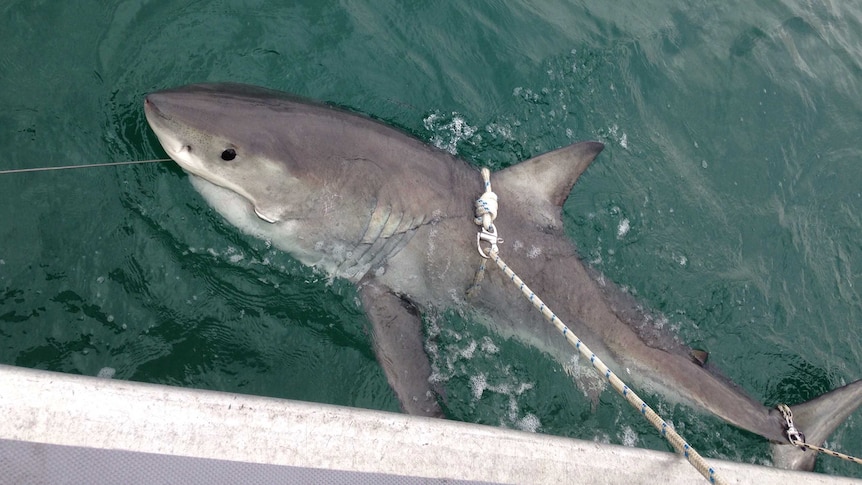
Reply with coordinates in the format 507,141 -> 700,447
771,379 -> 862,470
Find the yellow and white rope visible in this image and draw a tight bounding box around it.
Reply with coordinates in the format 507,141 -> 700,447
473,167 -> 724,485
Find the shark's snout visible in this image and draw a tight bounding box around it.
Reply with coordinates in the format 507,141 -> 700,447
143,93 -> 190,168
143,94 -> 168,122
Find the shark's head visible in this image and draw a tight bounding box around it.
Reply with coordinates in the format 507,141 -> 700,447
143,83 -> 408,274
144,83 -> 321,224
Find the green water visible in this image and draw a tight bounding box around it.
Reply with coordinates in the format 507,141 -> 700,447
2,0 -> 860,478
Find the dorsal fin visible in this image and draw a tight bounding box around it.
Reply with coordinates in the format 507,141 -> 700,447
497,141 -> 604,207
495,141 -> 604,228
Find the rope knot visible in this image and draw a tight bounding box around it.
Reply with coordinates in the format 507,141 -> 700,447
474,167 -> 502,258
474,167 -> 498,230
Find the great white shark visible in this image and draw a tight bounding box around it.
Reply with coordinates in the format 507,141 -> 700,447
144,83 -> 861,471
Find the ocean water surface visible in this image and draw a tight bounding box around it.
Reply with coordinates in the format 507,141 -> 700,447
1,1 -> 860,478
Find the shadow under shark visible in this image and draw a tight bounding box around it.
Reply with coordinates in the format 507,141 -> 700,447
144,83 -> 861,472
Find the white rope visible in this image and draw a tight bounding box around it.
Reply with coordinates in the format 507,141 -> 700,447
473,168 -> 725,485
792,442 -> 862,465
474,167 -> 498,231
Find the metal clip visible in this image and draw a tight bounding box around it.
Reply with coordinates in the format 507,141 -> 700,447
777,404 -> 807,450
477,224 -> 502,259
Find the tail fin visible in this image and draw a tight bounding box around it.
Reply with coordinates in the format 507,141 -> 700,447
771,379 -> 862,470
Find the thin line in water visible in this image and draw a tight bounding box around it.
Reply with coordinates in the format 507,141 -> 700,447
0,158 -> 172,175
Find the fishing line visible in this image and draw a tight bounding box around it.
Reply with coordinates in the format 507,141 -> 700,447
0,158 -> 171,175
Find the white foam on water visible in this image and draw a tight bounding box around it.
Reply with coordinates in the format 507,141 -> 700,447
593,432 -> 612,445
423,111 -> 477,155
470,373 -> 487,400
620,425 -> 639,447
607,124 -> 629,149
617,218 -> 630,239
427,325 -> 542,432
458,340 -> 478,359
479,336 -> 498,354
515,413 -> 541,433
225,246 -> 244,263
96,367 -> 116,379
486,122 -> 514,140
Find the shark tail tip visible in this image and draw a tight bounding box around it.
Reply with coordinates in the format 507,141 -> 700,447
771,379 -> 862,471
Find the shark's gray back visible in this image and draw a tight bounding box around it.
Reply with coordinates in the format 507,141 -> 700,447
145,84 -> 862,470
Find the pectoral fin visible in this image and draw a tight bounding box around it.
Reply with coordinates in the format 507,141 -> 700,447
359,280 -> 444,418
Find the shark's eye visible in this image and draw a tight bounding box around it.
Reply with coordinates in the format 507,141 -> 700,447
221,148 -> 237,161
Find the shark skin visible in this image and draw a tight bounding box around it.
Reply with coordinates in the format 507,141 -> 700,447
144,83 -> 862,471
